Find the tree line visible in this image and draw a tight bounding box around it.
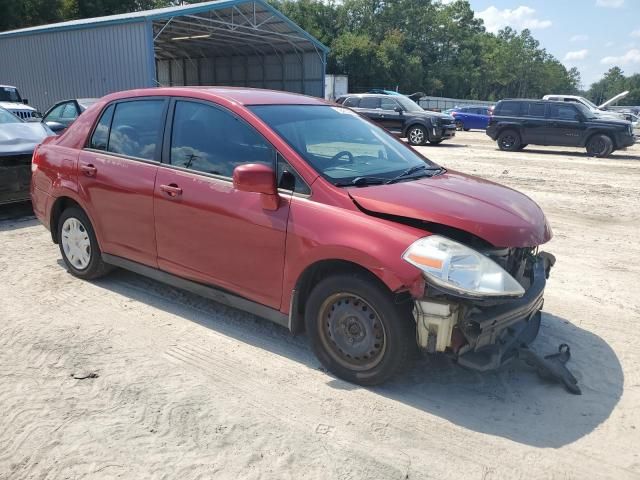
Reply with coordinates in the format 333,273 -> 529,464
2,0 -> 638,104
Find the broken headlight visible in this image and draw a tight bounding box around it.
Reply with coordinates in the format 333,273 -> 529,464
402,235 -> 525,298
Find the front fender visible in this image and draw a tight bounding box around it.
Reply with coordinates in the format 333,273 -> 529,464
281,197 -> 426,313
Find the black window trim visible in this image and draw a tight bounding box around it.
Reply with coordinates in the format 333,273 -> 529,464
84,96 -> 170,165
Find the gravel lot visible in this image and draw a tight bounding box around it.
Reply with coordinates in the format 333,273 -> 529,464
1,131 -> 639,479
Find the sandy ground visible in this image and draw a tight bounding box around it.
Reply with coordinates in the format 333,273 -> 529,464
1,132 -> 639,479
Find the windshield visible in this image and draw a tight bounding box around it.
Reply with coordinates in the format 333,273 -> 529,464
395,96 -> 424,113
0,87 -> 22,103
0,108 -> 22,124
574,103 -> 597,119
579,96 -> 599,110
251,105 -> 438,185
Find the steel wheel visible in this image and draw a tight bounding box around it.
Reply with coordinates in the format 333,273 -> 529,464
60,217 -> 91,270
408,126 -> 425,145
318,293 -> 387,371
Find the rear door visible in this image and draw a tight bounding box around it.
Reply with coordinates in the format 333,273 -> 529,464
519,102 -> 547,144
78,98 -> 168,267
545,103 -> 586,146
153,99 -> 291,309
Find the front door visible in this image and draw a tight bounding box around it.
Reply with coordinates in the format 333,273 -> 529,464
153,99 -> 290,309
545,103 -> 586,146
78,98 -> 168,266
378,97 -> 404,135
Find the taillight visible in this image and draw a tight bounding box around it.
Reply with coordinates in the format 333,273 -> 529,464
451,112 -> 457,117
31,146 -> 42,173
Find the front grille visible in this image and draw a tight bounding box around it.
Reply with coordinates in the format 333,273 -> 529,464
10,110 -> 36,120
483,247 -> 536,287
439,117 -> 454,126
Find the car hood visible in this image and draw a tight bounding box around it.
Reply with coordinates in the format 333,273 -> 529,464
0,122 -> 50,155
348,170 -> 552,247
598,90 -> 629,109
0,101 -> 36,112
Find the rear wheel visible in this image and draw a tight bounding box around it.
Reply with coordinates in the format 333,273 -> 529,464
455,120 -> 463,131
305,273 -> 416,385
407,125 -> 427,146
586,134 -> 614,157
58,207 -> 111,280
497,129 -> 521,151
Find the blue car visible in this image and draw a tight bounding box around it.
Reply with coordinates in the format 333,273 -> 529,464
450,105 -> 492,131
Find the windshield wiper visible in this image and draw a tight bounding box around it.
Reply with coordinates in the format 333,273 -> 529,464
335,176 -> 386,187
385,164 -> 441,184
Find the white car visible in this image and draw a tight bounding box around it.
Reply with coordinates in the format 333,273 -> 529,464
543,91 -> 629,121
0,85 -> 39,120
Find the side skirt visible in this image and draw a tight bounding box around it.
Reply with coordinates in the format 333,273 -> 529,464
102,253 -> 290,329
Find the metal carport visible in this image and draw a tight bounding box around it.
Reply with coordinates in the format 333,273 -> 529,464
0,0 -> 328,112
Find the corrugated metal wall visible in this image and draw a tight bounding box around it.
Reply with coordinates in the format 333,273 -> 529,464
0,22 -> 153,112
155,51 -> 324,97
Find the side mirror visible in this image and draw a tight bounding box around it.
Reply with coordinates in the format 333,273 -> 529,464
45,121 -> 66,133
394,106 -> 404,113
22,99 -> 29,105
233,163 -> 279,210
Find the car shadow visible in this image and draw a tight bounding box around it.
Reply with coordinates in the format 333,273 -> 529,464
512,148 -> 640,161
86,268 -> 622,449
0,202 -> 37,231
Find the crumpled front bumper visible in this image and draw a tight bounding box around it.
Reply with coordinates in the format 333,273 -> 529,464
414,252 -> 555,372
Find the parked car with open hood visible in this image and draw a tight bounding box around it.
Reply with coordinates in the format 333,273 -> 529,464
543,91 -> 629,121
0,85 -> 40,120
42,98 -> 99,134
0,106 -> 52,204
487,99 -> 635,157
32,87 -> 559,386
337,93 -> 456,145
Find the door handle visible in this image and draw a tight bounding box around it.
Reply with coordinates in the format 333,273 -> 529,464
160,183 -> 183,197
80,164 -> 97,176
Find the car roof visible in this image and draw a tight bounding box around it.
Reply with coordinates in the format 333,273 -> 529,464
100,87 -> 327,106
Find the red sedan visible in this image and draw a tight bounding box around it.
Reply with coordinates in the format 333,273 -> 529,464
31,87 -> 554,385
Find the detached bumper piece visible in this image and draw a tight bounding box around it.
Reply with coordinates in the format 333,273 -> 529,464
517,344 -> 581,395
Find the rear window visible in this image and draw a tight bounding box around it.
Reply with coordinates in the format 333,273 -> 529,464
496,101 -> 521,116
107,100 -> 165,160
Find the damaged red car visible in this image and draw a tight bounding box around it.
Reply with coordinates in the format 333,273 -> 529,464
31,87 -> 555,385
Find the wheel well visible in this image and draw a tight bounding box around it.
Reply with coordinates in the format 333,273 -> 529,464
497,126 -> 520,138
289,259 -> 400,334
49,197 -> 81,243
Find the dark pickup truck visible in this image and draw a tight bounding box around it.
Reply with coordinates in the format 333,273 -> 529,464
336,93 -> 456,146
486,99 -> 635,157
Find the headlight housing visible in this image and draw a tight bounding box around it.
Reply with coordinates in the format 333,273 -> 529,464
402,236 -> 525,298
429,116 -> 439,126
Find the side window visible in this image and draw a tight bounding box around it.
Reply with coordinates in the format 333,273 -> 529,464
380,97 -> 398,111
61,103 -> 79,120
523,102 -> 546,117
108,100 -> 165,160
170,100 -> 274,177
277,154 -> 311,195
343,97 -> 360,108
549,104 -> 579,121
359,97 -> 380,109
45,103 -> 66,121
497,102 -> 520,116
89,104 -> 115,151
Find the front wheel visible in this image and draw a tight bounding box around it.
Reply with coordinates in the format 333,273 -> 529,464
407,125 -> 427,146
586,134 -> 613,157
305,273 -> 416,385
58,207 -> 111,280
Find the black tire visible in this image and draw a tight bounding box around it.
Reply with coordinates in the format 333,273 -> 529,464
407,125 -> 427,146
429,139 -> 443,145
455,120 -> 463,131
305,273 -> 416,386
586,134 -> 614,158
463,128 -> 471,132
517,144 -> 528,150
57,206 -> 111,280
497,129 -> 521,151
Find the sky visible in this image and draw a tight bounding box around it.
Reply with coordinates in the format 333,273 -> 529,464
460,0 -> 640,89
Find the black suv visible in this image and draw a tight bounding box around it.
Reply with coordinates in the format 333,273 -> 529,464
487,99 -> 635,157
336,94 -> 456,145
